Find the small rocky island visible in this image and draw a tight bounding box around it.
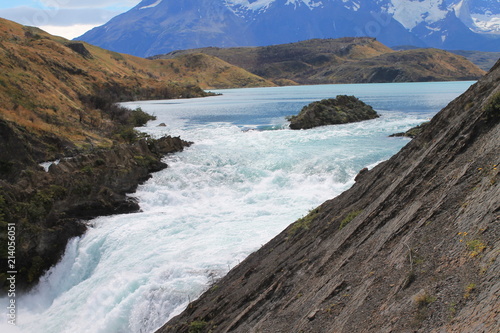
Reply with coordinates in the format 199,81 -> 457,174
287,95 -> 379,129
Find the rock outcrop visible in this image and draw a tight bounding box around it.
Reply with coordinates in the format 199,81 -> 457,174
157,61 -> 499,332
288,95 -> 379,130
390,121 -> 430,138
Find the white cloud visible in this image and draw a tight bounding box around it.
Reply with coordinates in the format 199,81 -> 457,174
0,7 -> 121,27
39,0 -> 141,10
39,24 -> 100,39
0,1 -> 142,39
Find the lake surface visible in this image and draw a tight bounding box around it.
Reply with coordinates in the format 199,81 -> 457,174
3,81 -> 474,333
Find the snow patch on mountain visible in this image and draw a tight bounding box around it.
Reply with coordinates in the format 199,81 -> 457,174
225,0 -> 275,11
472,13 -> 500,33
449,0 -> 500,33
139,0 -> 162,10
285,0 -> 324,10
226,0 -> 323,12
340,0 -> 360,11
388,0 -> 449,30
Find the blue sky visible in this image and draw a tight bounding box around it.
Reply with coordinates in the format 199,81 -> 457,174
0,0 -> 142,39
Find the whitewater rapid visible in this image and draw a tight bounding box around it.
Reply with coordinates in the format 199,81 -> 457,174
1,82 -> 474,333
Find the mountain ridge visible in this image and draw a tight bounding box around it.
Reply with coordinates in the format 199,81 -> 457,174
154,38 -> 486,85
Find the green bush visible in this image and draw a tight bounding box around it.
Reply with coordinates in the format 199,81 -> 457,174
484,91 -> 500,120
129,107 -> 156,127
189,320 -> 208,333
117,127 -> 140,143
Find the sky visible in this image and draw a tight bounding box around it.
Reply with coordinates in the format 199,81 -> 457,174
0,0 -> 142,39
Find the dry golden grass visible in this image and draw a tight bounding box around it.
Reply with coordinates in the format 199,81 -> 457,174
0,18 -> 272,150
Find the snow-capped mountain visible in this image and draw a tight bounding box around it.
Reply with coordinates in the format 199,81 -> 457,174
450,0 -> 500,34
77,0 -> 500,57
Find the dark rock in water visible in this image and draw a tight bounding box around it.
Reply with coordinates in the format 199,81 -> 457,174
390,121 -> 430,138
157,123 -> 167,127
288,95 -> 379,130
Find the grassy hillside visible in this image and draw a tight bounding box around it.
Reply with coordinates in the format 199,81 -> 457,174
394,46 -> 500,72
145,53 -> 274,89
155,37 -> 486,85
449,50 -> 500,71
0,18 -> 273,169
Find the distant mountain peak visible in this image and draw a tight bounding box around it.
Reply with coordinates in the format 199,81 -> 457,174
76,0 -> 500,57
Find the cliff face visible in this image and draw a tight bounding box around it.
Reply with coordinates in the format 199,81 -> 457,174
159,62 -> 499,332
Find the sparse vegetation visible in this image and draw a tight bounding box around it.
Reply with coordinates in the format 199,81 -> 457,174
464,283 -> 477,299
188,320 -> 208,333
448,302 -> 458,317
458,232 -> 487,257
466,239 -> 487,257
288,208 -> 320,236
339,210 -> 362,230
484,91 -> 500,120
413,290 -> 437,308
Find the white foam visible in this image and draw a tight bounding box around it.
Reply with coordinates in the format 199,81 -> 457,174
39,159 -> 60,172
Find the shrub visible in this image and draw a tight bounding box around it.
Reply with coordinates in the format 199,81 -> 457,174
464,283 -> 476,299
484,91 -> 500,120
189,320 -> 208,333
466,239 -> 486,257
117,127 -> 140,143
412,290 -> 436,308
128,107 -> 156,127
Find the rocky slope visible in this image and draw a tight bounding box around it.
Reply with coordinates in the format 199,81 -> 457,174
288,95 -> 379,130
156,38 -> 486,85
157,62 -> 499,332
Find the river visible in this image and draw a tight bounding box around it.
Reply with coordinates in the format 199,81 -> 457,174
2,81 -> 474,333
